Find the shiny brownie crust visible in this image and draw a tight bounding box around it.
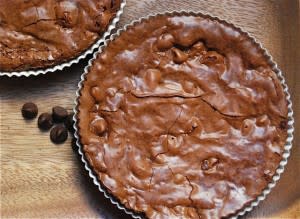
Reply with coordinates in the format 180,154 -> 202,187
78,14 -> 288,219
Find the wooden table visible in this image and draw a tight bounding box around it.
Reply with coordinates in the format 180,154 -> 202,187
1,0 -> 299,218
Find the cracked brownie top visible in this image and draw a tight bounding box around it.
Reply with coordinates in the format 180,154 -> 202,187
0,0 -> 120,71
78,14 -> 288,219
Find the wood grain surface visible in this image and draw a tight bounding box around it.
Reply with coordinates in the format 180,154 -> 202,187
1,0 -> 299,218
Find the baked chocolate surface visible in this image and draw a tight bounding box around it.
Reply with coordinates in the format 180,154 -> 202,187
78,15 -> 288,218
0,0 -> 120,71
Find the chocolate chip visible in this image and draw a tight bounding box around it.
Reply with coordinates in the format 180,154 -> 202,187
52,106 -> 68,123
38,113 -> 53,131
50,124 -> 68,144
64,113 -> 75,132
21,102 -> 38,119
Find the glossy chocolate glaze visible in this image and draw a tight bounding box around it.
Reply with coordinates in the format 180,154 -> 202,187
0,0 -> 120,71
78,15 -> 288,219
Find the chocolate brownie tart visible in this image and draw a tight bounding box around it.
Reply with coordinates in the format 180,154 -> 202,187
77,14 -> 290,219
0,0 -> 121,72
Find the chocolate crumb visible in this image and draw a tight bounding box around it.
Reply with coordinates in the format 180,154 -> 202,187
50,124 -> 68,144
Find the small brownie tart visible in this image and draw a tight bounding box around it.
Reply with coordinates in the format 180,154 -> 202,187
77,14 -> 290,219
0,0 -> 121,72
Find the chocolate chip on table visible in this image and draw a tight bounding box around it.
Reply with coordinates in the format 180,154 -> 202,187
21,102 -> 38,119
52,106 -> 68,123
64,113 -> 75,132
38,113 -> 53,131
50,124 -> 68,144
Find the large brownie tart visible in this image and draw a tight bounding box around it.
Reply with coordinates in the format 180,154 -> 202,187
77,14 -> 289,218
0,0 -> 121,72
